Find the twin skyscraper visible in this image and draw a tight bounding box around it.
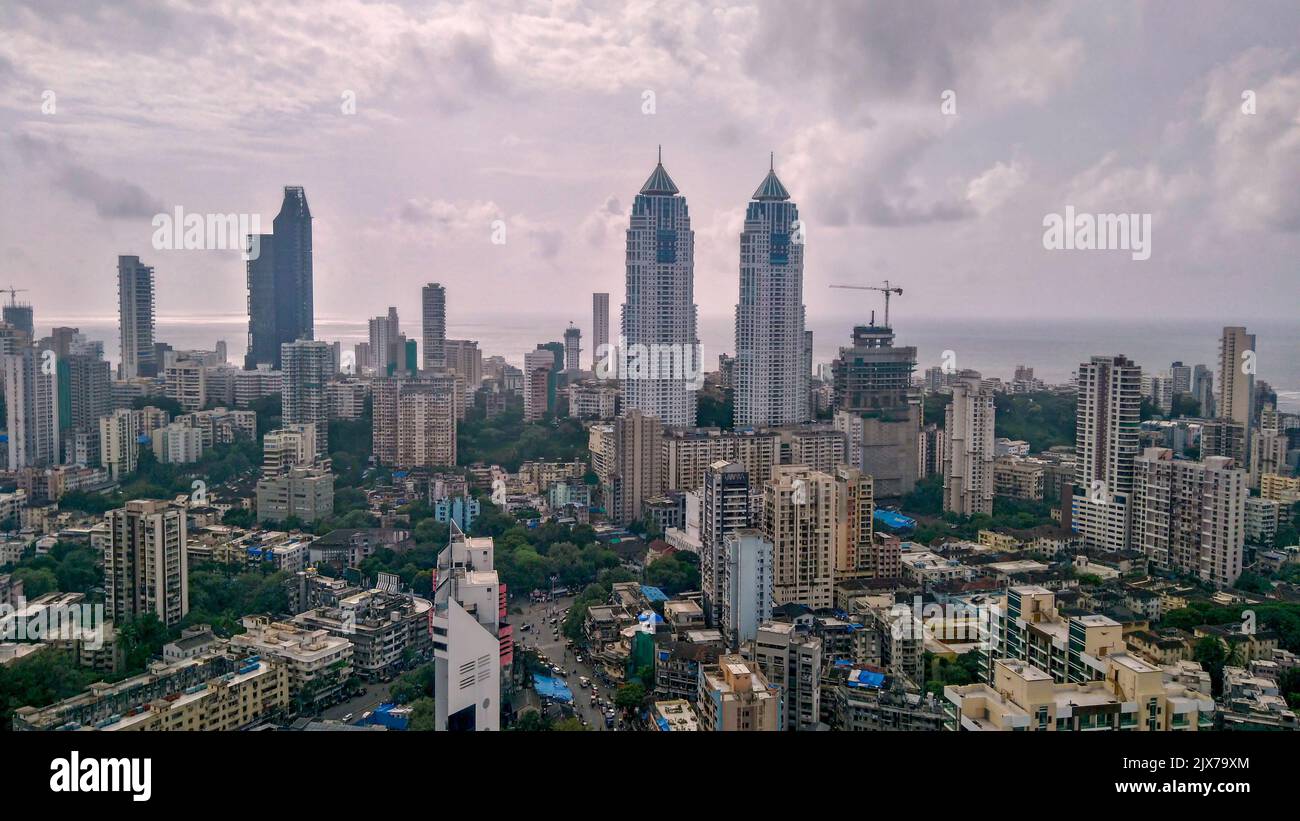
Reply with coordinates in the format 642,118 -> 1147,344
620,149 -> 810,428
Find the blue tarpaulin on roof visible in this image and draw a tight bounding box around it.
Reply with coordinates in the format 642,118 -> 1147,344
640,585 -> 669,603
533,675 -> 573,703
874,509 -> 916,530
846,669 -> 887,689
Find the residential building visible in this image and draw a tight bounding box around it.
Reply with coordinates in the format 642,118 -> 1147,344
422,283 -> 446,370
701,460 -> 750,626
944,372 -> 995,516
764,465 -> 836,610
697,654 -> 782,731
230,615 -> 354,711
719,529 -> 773,649
256,466 -> 334,524
1131,447 -> 1246,589
944,656 -> 1213,731
4,345 -> 60,469
621,150 -> 699,427
751,620 -> 821,730
1072,355 -> 1142,552
117,255 -> 157,378
592,292 -> 609,370
105,499 -> 189,627
281,339 -> 332,456
734,159 -> 808,427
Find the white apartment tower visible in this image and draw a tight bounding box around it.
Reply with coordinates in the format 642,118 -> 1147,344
1072,355 -> 1143,552
621,149 -> 698,427
3,346 -> 60,470
943,372 -> 995,516
105,499 -> 189,627
1132,447 -> 1246,589
280,339 -> 333,456
734,158 -> 809,427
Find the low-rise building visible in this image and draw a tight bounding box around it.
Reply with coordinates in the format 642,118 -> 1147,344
697,654 -> 782,732
944,656 -> 1213,731
230,615 -> 354,711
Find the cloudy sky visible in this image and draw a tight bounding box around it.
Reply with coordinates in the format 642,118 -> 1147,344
1,0 -> 1298,344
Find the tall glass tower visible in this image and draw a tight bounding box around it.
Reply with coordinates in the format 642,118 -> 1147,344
621,149 -> 698,427
734,157 -> 808,427
245,186 -> 313,370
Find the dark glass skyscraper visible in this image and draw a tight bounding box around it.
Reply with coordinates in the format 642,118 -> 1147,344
245,186 -> 314,369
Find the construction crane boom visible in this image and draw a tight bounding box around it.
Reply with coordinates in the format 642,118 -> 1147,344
1,286 -> 28,307
829,280 -> 903,327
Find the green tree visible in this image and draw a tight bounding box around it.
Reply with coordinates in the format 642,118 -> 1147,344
407,697 -> 437,731
615,682 -> 645,713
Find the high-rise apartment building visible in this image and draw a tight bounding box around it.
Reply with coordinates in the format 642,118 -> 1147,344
943,372 -> 995,516
395,377 -> 458,468
1072,355 -> 1142,552
422,283 -> 446,371
763,465 -> 836,610
368,308 -> 401,375
719,529 -> 773,650
163,356 -> 206,412
751,621 -> 821,731
105,499 -> 189,627
589,409 -> 662,525
833,465 -> 887,579
734,159 -> 808,427
592,292 -> 609,370
117,255 -> 156,379
99,408 -> 141,479
523,347 -> 557,422
621,150 -> 698,427
280,339 -> 332,456
700,460 -> 751,627
245,186 -> 313,370
1192,364 -> 1215,417
1218,326 -> 1255,431
1131,447 -> 1246,589
59,352 -> 111,465
4,346 -> 60,470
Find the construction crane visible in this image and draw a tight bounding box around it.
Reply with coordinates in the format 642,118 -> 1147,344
1,286 -> 28,307
829,280 -> 903,327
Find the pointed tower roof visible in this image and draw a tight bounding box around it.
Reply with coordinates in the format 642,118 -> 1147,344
640,145 -> 680,195
752,153 -> 790,201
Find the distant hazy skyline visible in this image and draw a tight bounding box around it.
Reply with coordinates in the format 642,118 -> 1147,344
3,0 -> 1299,340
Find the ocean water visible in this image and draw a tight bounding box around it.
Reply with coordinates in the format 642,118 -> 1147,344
44,312 -> 1300,413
